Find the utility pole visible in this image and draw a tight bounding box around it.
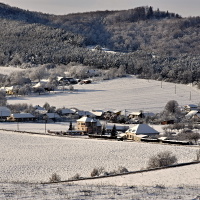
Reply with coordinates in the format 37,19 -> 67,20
44,116 -> 48,134
17,121 -> 19,131
175,84 -> 176,94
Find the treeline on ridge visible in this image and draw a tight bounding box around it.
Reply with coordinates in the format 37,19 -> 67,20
0,3 -> 200,84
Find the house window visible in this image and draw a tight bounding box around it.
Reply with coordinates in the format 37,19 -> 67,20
81,123 -> 85,125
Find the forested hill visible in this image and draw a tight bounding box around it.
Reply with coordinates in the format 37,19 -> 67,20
0,3 -> 200,84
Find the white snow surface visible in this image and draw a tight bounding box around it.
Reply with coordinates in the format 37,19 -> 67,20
0,129 -> 198,183
7,76 -> 200,113
80,163 -> 200,187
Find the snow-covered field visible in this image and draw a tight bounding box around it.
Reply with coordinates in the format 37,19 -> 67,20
7,76 -> 200,113
0,130 -> 198,183
0,180 -> 199,200
0,129 -> 199,199
2,75 -> 200,199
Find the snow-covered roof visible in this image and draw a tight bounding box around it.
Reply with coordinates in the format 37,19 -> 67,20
90,111 -> 103,117
34,105 -> 47,114
0,107 -> 11,117
185,110 -> 198,119
61,108 -> 75,114
46,113 -> 60,119
129,112 -> 141,116
77,116 -> 94,122
11,113 -> 35,118
106,124 -> 129,131
158,137 -> 167,141
0,86 -> 18,91
135,134 -> 148,138
77,111 -> 95,117
126,124 -> 159,135
92,109 -> 104,112
77,116 -> 101,126
33,81 -> 48,88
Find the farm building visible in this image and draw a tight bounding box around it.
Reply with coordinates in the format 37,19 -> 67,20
126,124 -> 159,141
7,113 -> 36,122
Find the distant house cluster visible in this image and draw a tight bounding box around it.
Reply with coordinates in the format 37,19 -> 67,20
0,76 -> 92,96
1,102 -> 200,143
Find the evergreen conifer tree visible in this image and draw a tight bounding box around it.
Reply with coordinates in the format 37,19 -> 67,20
111,124 -> 117,137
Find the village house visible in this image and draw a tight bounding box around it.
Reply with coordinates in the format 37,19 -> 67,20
61,108 -> 76,116
7,113 -> 36,122
76,116 -> 101,134
57,77 -> 77,85
0,86 -> 17,95
128,111 -> 155,119
126,124 -> 159,141
34,105 -> 47,114
76,110 -> 95,118
91,110 -> 104,119
128,111 -> 144,119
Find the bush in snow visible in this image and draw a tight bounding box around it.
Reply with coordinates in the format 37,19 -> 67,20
147,151 -> 177,169
68,173 -> 81,181
49,173 -> 61,182
91,167 -> 105,177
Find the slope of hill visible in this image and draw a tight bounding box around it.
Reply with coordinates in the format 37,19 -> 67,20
0,3 -> 200,84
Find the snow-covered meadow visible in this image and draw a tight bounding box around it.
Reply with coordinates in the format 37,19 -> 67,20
7,76 -> 200,113
0,130 -> 198,183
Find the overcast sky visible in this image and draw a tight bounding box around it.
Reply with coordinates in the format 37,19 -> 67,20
1,0 -> 200,17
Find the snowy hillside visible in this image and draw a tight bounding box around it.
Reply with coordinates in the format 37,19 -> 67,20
7,76 -> 200,113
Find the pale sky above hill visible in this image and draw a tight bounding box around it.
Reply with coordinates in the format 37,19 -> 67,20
1,0 -> 200,17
